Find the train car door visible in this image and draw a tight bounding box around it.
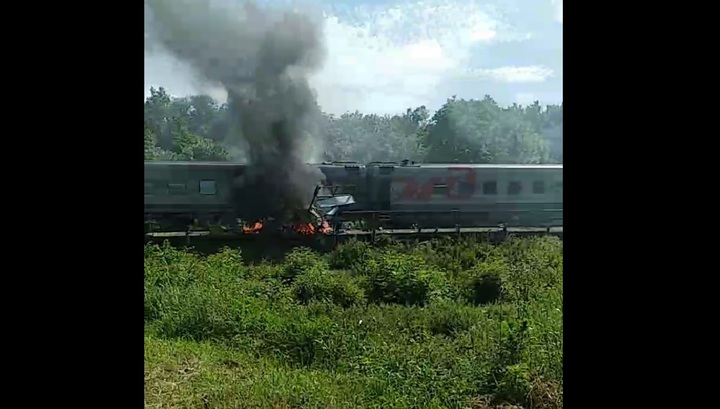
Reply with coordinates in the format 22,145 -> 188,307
377,165 -> 395,210
367,164 -> 395,211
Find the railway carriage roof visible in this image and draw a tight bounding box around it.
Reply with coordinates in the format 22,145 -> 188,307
144,161 -> 562,169
144,161 -> 357,167
395,164 -> 562,170
145,161 -> 247,166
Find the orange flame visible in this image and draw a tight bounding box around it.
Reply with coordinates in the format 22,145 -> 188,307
320,220 -> 332,234
291,220 -> 333,236
242,221 -> 263,234
240,218 -> 333,236
294,223 -> 316,235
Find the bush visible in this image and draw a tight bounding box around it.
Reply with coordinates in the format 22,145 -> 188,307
292,269 -> 366,307
144,241 -> 202,288
282,247 -> 329,282
144,242 -> 205,321
203,247 -> 246,282
151,283 -> 268,341
456,256 -> 510,305
425,299 -> 489,337
144,236 -> 563,409
499,237 -> 563,303
328,239 -> 372,269
425,236 -> 498,274
362,250 -> 449,306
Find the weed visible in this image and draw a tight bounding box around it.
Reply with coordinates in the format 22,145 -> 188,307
145,236 -> 563,408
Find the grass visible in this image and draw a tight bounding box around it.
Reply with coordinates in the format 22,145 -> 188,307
145,236 -> 563,409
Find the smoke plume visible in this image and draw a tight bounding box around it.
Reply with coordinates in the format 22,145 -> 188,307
145,0 -> 327,220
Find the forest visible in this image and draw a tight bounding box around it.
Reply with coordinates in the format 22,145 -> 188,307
144,87 -> 563,164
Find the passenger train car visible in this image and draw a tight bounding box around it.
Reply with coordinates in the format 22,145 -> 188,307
144,161 -> 243,230
144,161 -> 363,230
363,162 -> 562,228
144,160 -> 563,231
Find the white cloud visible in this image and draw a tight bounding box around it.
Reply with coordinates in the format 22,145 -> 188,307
145,0 -> 563,114
552,0 -> 563,23
311,2 -> 499,115
461,65 -> 553,83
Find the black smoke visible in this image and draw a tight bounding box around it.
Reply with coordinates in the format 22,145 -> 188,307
145,0 -> 326,220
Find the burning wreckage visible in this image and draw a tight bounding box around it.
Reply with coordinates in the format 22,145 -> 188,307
145,0 -> 362,239
239,185 -> 356,238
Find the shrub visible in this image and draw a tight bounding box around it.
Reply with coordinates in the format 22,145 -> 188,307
203,247 -> 246,282
500,237 -> 563,303
144,241 -> 202,288
144,236 -> 563,409
362,250 -> 449,306
423,237 -> 500,274
245,260 -> 285,281
463,257 -> 510,305
292,269 -> 366,308
425,299 -> 489,337
145,242 -> 206,321
282,247 -> 329,282
328,239 -> 372,270
151,284 -> 268,341
259,307 -> 343,367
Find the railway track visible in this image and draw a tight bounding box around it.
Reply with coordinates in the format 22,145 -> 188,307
145,226 -> 563,242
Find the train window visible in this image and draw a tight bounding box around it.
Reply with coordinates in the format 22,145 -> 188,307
508,181 -> 522,195
483,181 -> 497,195
199,180 -> 217,195
167,183 -> 186,194
433,184 -> 447,196
532,181 -> 545,194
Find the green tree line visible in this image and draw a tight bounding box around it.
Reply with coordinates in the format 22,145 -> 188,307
144,87 -> 563,164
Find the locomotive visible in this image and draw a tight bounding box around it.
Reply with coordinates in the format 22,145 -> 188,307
144,160 -> 563,232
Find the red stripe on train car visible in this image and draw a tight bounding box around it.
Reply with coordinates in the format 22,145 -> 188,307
393,167 -> 477,201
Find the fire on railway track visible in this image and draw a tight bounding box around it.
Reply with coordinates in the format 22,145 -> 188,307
238,185 -> 350,237
143,184 -> 354,240
241,219 -> 333,235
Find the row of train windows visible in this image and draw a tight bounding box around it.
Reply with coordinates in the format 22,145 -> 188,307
437,180 -> 561,196
156,179 -> 562,197
160,180 -> 217,195
338,180 -> 562,196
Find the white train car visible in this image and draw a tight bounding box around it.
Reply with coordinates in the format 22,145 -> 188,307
365,163 -> 563,228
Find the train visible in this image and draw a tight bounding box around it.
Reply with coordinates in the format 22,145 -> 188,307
144,160 -> 563,233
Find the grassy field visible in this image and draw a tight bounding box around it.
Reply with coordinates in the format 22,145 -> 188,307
144,236 -> 563,409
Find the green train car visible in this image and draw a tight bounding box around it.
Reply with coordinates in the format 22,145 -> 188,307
144,161 -> 245,230
143,161 -> 362,231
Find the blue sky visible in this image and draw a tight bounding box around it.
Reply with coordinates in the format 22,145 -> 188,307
144,0 -> 562,115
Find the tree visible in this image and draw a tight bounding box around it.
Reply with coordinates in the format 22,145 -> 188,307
144,87 -> 229,161
144,91 -> 562,164
422,96 -> 550,163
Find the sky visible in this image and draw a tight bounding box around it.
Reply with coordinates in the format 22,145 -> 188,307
144,0 -> 563,115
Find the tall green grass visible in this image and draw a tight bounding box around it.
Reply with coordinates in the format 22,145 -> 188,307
145,236 -> 563,409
